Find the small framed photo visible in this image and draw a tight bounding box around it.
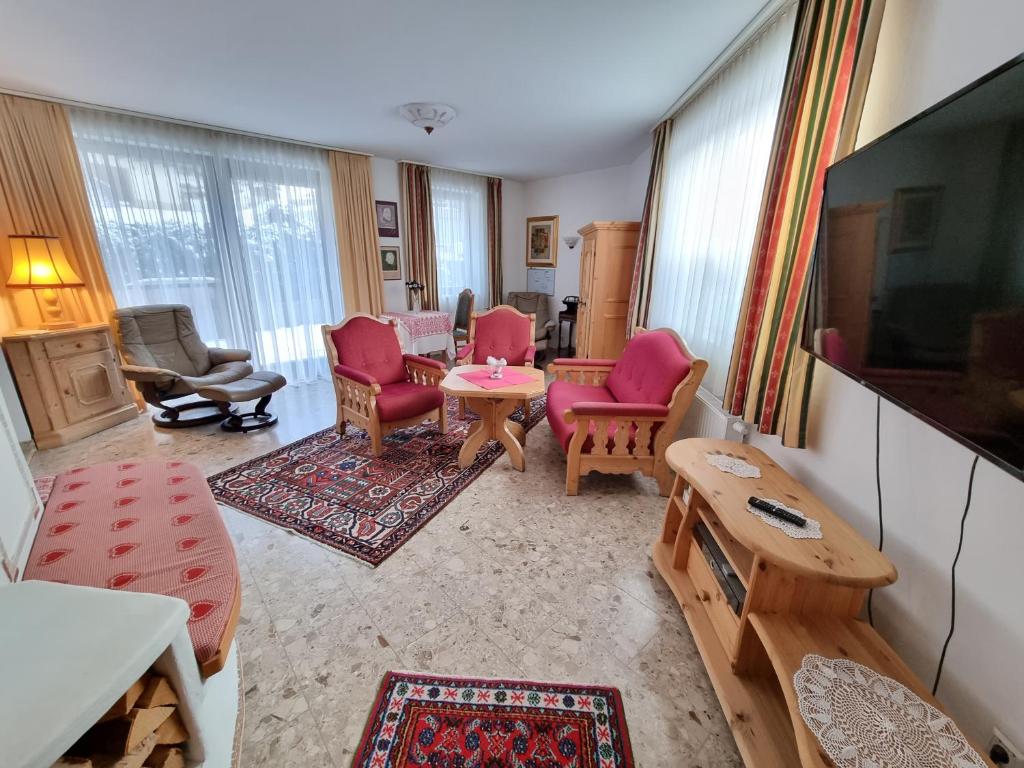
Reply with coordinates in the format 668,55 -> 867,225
526,215 -> 559,267
380,245 -> 402,280
376,200 -> 399,238
889,186 -> 942,253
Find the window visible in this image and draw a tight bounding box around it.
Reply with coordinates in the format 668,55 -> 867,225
70,110 -> 344,383
647,7 -> 794,399
430,169 -> 488,314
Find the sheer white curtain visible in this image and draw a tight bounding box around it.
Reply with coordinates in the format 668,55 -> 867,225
647,7 -> 794,399
70,109 -> 344,383
430,168 -> 489,314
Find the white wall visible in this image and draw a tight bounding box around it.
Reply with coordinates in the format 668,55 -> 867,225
372,157 -> 526,313
506,149 -> 651,326
751,0 -> 1024,748
370,157 -> 407,312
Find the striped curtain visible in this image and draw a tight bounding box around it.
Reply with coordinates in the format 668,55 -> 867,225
486,177 -> 503,307
724,0 -> 883,447
399,162 -> 438,310
626,120 -> 671,333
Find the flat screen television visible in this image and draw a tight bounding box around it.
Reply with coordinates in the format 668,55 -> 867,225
803,54 -> 1024,478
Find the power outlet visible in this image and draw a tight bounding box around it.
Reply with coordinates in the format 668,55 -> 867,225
988,728 -> 1023,767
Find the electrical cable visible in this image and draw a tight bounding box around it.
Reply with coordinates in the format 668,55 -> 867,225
868,394 -> 883,626
932,454 -> 980,696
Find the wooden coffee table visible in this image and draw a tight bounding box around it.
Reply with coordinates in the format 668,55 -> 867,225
440,365 -> 545,471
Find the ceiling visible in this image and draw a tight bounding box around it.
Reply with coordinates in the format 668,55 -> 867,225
0,0 -> 767,181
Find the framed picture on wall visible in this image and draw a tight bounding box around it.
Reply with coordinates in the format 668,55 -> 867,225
526,215 -> 559,267
381,245 -> 402,280
376,200 -> 399,238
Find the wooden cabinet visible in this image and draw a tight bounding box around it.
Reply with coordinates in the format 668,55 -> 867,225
3,325 -> 137,449
576,221 -> 640,359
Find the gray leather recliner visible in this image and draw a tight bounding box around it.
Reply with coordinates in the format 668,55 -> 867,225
112,304 -> 254,427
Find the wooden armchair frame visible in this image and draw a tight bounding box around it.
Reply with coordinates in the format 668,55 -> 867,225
322,314 -> 447,456
547,327 -> 707,496
454,304 -> 537,418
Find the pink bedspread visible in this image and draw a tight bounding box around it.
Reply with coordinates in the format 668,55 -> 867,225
383,310 -> 452,339
24,460 -> 239,676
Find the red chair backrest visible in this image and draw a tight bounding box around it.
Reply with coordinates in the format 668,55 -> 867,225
331,317 -> 406,385
606,330 -> 693,405
472,308 -> 533,365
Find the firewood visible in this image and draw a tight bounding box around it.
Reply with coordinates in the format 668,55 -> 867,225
135,676 -> 178,709
75,707 -> 174,755
153,712 -> 188,745
143,746 -> 184,768
98,677 -> 148,722
50,758 -> 92,767
90,732 -> 157,768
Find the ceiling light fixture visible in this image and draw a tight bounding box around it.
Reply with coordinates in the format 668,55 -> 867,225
399,103 -> 457,135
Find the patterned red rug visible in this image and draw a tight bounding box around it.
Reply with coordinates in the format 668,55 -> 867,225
207,396 -> 546,566
354,672 -> 634,768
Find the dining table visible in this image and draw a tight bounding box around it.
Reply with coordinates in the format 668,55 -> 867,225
381,310 -> 455,359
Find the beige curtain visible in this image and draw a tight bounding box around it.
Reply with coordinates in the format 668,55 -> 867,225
486,177 -> 503,306
399,162 -> 438,310
329,151 -> 384,316
0,95 -> 118,334
626,119 -> 672,334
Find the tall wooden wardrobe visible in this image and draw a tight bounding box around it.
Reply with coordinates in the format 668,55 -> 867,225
575,221 -> 640,359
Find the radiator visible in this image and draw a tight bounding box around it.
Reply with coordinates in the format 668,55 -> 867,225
680,388 -> 749,442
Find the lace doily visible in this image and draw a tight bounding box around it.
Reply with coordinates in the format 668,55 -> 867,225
746,498 -> 823,539
705,452 -> 761,479
794,655 -> 986,768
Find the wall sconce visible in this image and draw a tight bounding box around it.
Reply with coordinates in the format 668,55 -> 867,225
563,236 -> 580,250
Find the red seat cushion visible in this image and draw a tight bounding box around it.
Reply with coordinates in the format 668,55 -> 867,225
376,381 -> 445,422
606,330 -> 692,405
546,380 -> 617,451
24,460 -> 239,676
471,309 -> 533,365
332,316 -> 407,385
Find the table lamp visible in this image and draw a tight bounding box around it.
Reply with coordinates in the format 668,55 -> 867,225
6,234 -> 84,329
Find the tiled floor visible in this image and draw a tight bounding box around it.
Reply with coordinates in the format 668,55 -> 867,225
29,380 -> 742,767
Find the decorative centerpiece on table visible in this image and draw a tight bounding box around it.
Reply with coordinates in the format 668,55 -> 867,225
405,280 -> 424,312
486,355 -> 507,379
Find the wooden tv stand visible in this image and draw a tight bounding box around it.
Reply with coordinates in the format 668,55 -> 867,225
654,439 -> 991,767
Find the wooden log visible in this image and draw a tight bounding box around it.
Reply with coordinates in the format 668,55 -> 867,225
143,746 -> 184,768
135,676 -> 178,709
75,707 -> 174,755
51,758 -> 92,767
153,712 -> 188,745
90,732 -> 158,768
98,677 -> 148,722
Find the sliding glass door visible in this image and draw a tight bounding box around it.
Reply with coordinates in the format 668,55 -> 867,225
71,110 -> 344,383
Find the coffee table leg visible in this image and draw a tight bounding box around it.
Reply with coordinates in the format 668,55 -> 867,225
458,403 -> 492,469
494,399 -> 526,471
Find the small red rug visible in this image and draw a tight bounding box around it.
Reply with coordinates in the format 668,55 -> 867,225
354,672 -> 635,768
207,396 -> 545,566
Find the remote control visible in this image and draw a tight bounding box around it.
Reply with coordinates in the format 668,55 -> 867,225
747,496 -> 807,527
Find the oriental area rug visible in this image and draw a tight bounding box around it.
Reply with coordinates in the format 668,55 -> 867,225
354,672 -> 635,768
208,396 -> 546,566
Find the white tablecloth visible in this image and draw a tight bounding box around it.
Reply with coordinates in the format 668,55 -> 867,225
382,311 -> 456,359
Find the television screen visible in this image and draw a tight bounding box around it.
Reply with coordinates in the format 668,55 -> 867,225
803,55 -> 1024,477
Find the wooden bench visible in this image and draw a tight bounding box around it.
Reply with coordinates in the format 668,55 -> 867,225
24,459 -> 240,678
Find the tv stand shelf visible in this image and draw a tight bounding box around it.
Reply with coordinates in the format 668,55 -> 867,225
654,439 -> 991,767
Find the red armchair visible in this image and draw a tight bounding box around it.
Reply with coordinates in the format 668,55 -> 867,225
323,314 -> 447,456
454,304 -> 536,417
547,328 -> 707,495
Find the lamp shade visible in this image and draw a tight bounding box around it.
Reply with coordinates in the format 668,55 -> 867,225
6,235 -> 84,288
